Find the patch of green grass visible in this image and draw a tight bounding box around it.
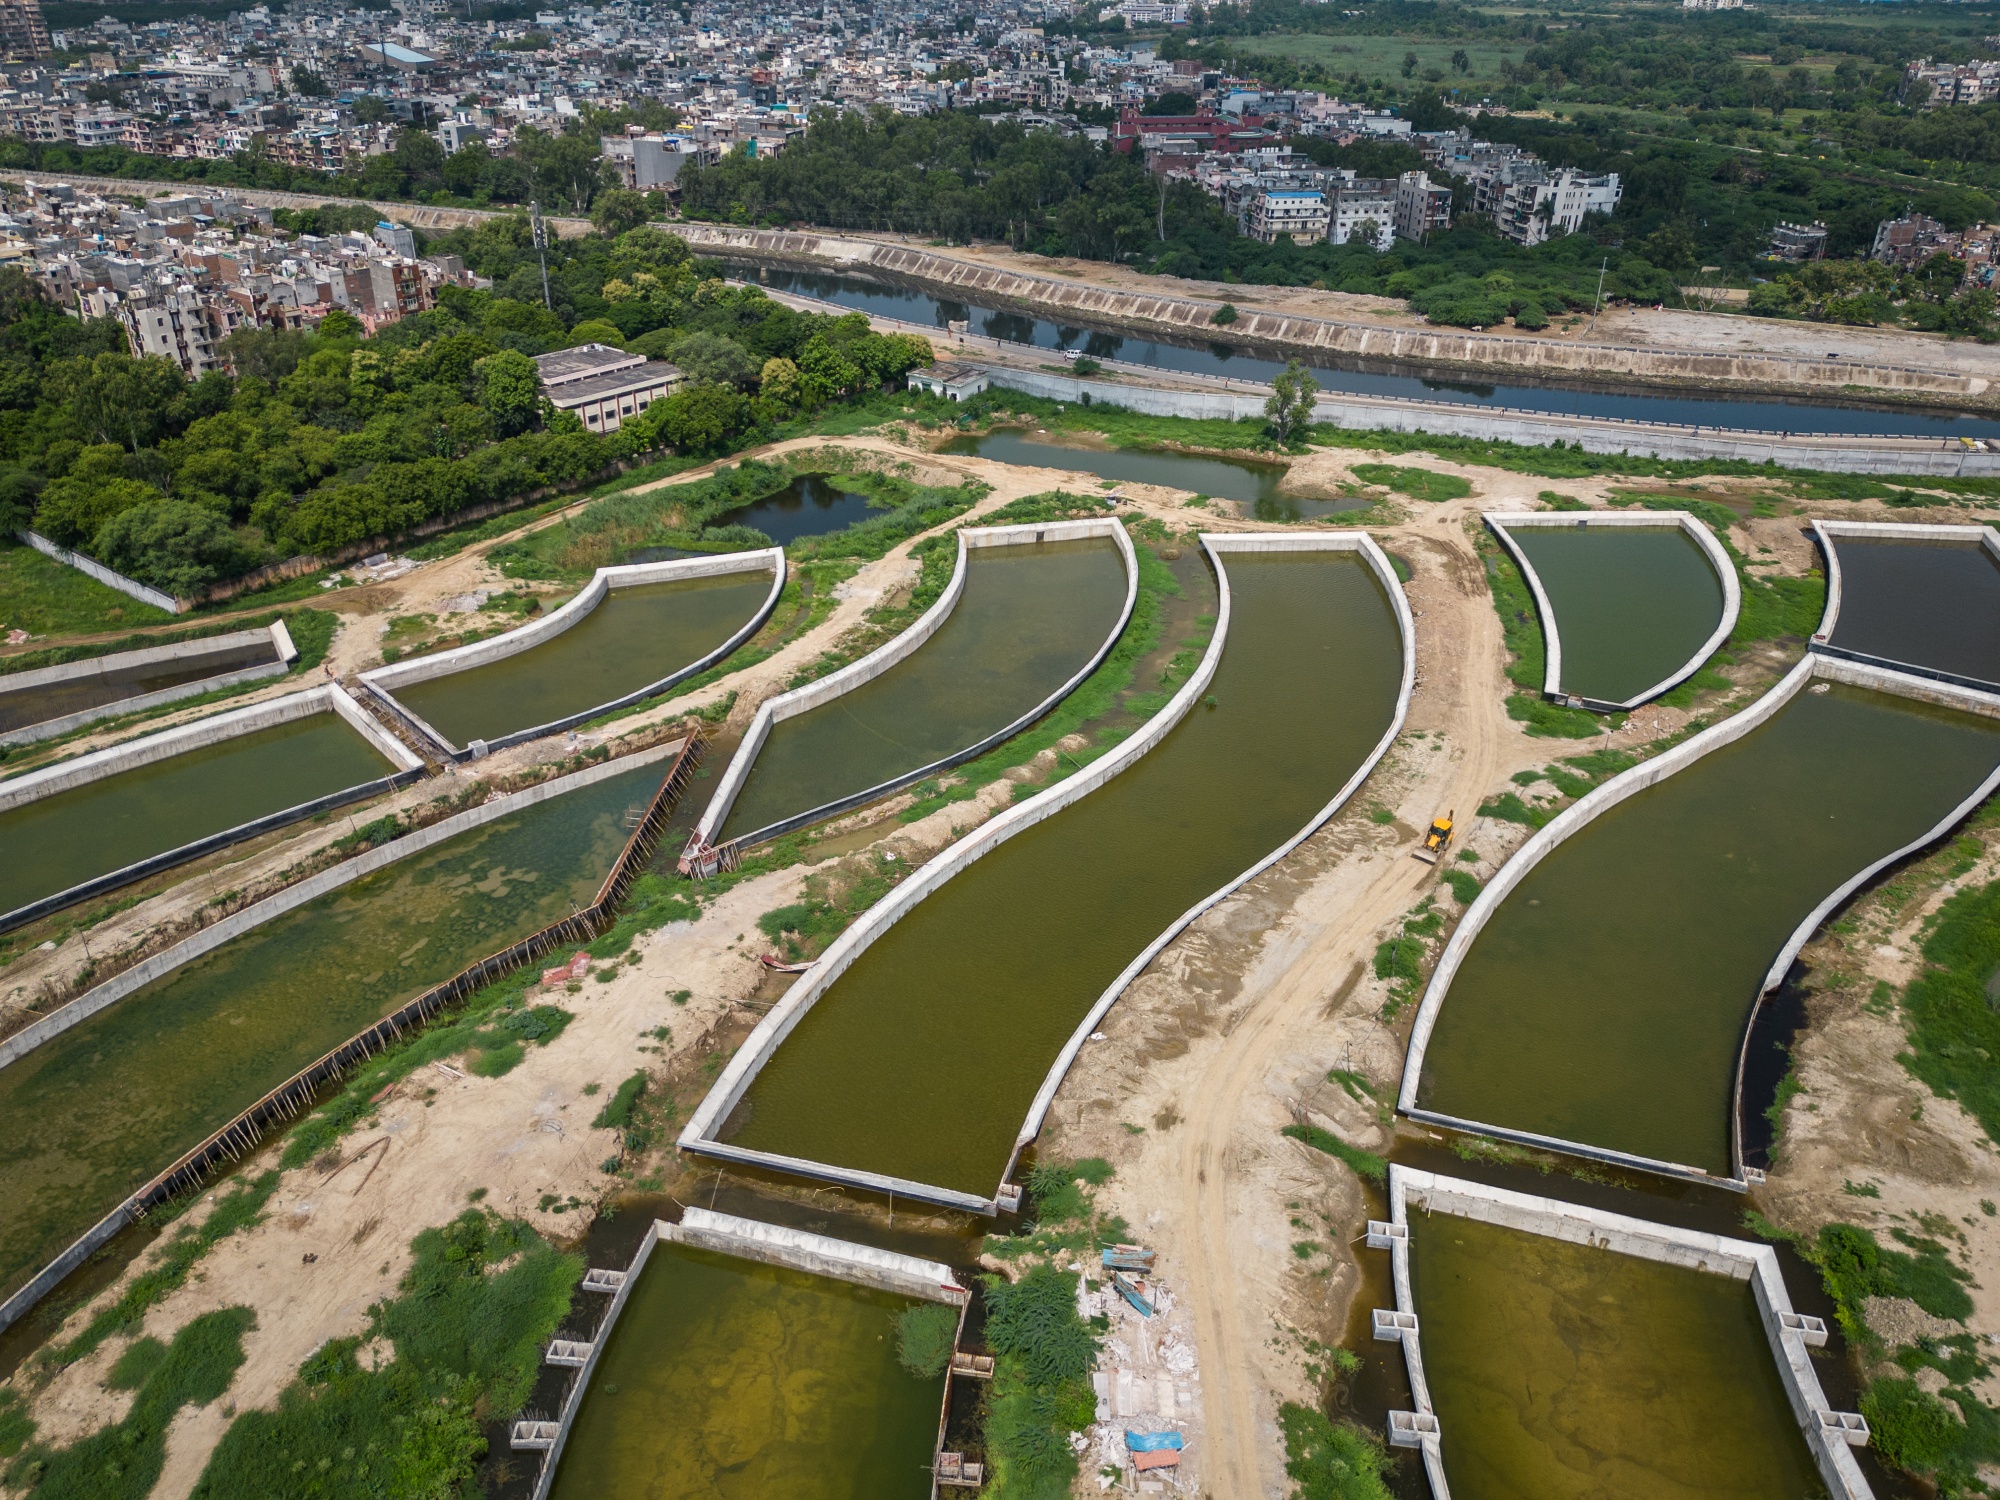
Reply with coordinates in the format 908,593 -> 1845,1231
591,1069 -> 649,1132
1477,791 -> 1549,829
1442,869 -> 1481,904
10,1308 -> 253,1500
1800,1222 -> 1974,1344
46,1171 -> 278,1369
190,1211 -> 578,1500
1277,1400 -> 1394,1500
0,540 -> 175,637
1538,490 -> 1589,511
980,1263 -> 1099,1500
756,862 -> 896,961
1861,1377 -> 2000,1491
1350,463 -> 1471,503
1281,1123 -> 1388,1183
1329,1069 -> 1375,1103
1844,1180 -> 1882,1198
1899,875 -> 2000,1148
895,1302 -> 959,1379
1766,1065 -> 1803,1137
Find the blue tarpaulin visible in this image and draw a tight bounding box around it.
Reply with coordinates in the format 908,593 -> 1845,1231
1124,1430 -> 1185,1453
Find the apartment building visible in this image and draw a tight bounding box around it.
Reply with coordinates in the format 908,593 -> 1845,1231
1393,171 -> 1453,244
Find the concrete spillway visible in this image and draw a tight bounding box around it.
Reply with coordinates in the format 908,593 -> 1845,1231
683,536 -> 1409,1211
364,553 -> 782,758
0,687 -> 418,932
1488,512 -> 1736,710
1404,662 -> 2000,1182
0,757 -> 661,1312
702,523 -> 1132,850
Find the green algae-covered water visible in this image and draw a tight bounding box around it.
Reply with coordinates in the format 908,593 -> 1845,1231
0,759 -> 660,1308
1412,1212 -> 1820,1499
941,429 -> 1296,505
1418,682 -> 2000,1175
393,572 -> 772,748
0,713 -> 395,920
547,1239 -> 941,1500
1827,536 -> 2000,687
1506,524 -> 1726,705
726,550 -> 1404,1197
719,537 -> 1126,843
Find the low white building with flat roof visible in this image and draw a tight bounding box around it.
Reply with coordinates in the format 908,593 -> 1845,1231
906,362 -> 989,402
533,343 -> 683,432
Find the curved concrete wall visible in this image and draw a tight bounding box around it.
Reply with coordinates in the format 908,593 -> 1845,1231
1398,651 -> 2000,1186
360,549 -> 784,758
1484,510 -> 1740,712
0,621 -> 297,747
1380,1166 -> 1874,1500
1810,520 -> 2000,690
692,516 -> 1138,851
679,531 -> 1412,1215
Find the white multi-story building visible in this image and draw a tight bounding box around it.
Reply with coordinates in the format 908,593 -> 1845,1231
1394,171 -> 1452,244
1246,188 -> 1328,245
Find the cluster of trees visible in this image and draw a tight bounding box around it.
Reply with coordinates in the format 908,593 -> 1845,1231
0,224 -> 934,598
1749,255 -> 1996,338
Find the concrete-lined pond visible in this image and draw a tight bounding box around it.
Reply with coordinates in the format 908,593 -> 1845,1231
1494,516 -> 1731,708
384,569 -> 775,752
1819,526 -> 2000,689
546,1236 -> 944,1500
0,633 -> 284,739
704,544 -> 1405,1203
0,757 -> 659,1310
1411,678 -> 2000,1178
715,533 -> 1129,846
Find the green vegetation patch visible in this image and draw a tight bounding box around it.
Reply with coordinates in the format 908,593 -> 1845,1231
1278,1399 -> 1395,1500
895,1302 -> 959,1379
1349,463 -> 1471,503
0,540 -> 175,638
1898,872 -> 2000,1146
980,1262 -> 1101,1500
1281,1123 -> 1388,1184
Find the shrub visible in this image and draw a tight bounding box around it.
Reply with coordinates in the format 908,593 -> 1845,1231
1279,1402 -> 1394,1500
895,1302 -> 960,1378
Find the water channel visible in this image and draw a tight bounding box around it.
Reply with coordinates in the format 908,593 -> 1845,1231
0,713 -> 396,924
1824,535 -> 2000,688
0,636 -> 280,736
1415,681 -> 2000,1177
720,548 -> 1404,1199
1411,1212 -> 1821,1498
389,572 -> 774,750
718,536 -> 1127,844
1502,523 -> 1727,706
0,759 -> 657,1308
713,473 -> 881,546
739,263 -> 2000,440
546,1239 -> 942,1500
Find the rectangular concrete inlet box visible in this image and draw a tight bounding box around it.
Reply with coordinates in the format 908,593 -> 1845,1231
1818,1410 -> 1871,1447
1781,1311 -> 1830,1347
1372,1308 -> 1419,1341
1366,1220 -> 1407,1250
1389,1411 -> 1440,1449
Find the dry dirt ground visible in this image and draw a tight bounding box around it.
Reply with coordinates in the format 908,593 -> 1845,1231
0,423 -> 1963,1500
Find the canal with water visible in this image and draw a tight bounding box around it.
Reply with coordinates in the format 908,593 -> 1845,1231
545,1238 -> 942,1500
0,712 -> 396,924
1502,522 -> 1727,706
0,636 -> 281,737
1411,1211 -> 1821,1498
718,535 -> 1128,844
1824,534 -> 2000,688
740,263 -> 2000,440
721,547 -> 1404,1199
390,572 -> 774,749
0,758 -> 659,1309
1415,681 -> 2000,1176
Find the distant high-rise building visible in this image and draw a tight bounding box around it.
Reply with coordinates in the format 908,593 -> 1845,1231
0,0 -> 50,60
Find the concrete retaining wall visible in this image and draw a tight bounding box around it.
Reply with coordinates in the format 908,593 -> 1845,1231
0,743 -> 674,1073
1384,1166 -> 1874,1500
1484,510 -> 1741,710
1811,520 -> 2000,689
0,622 -> 297,746
680,531 -> 1412,1214
1399,651 -> 2000,1186
679,225 -> 1984,409
19,530 -> 184,614
692,517 -> 1137,850
361,549 -> 784,758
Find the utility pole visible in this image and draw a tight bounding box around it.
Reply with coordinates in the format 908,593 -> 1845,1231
1587,255 -> 1608,333
1157,174 -> 1167,242
530,199 -> 552,310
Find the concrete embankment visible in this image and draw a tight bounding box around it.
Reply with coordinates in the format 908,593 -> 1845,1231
674,224 -> 1993,412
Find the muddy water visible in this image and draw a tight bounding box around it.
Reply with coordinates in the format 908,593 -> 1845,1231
0,638 -> 280,735
720,538 -> 1127,843
1412,1212 -> 1819,1498
713,473 -> 881,546
1506,524 -> 1725,705
725,550 -> 1404,1198
0,713 -> 395,921
1418,682 -> 2000,1175
392,573 -> 772,749
940,428 -> 1316,509
1826,536 -> 2000,687
546,1239 -> 941,1500
0,759 -> 659,1308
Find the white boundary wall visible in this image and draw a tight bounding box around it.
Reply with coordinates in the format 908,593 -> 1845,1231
1811,520 -> 2000,672
1381,1166 -> 1874,1500
1398,652 -> 2000,1186
0,622 -> 298,747
527,1208 -> 965,1500
0,683 -> 418,811
360,549 -> 784,757
692,517 -> 1138,848
1484,510 -> 1740,710
0,742 -> 679,1071
680,532 -> 1413,1214
20,530 -> 184,613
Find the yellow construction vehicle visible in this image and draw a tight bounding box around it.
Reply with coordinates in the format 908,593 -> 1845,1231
1414,811 -> 1454,865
